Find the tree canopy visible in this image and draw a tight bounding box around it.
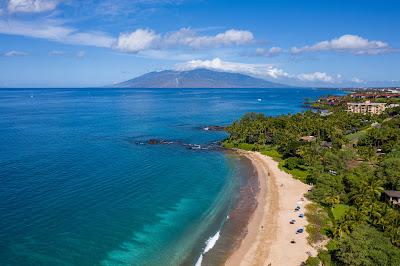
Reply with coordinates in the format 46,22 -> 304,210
225,107 -> 400,265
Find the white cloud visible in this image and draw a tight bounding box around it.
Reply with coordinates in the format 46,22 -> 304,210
114,28 -> 254,53
62,31 -> 116,48
135,49 -> 208,61
0,18 -> 254,54
269,47 -> 282,54
2,50 -> 28,56
182,29 -> 254,48
255,46 -> 282,56
0,19 -> 72,39
176,57 -> 289,79
176,58 -> 344,85
0,19 -> 116,48
292,34 -> 390,55
351,77 -> 364,83
115,29 -> 160,53
8,0 -> 59,13
297,72 -> 334,83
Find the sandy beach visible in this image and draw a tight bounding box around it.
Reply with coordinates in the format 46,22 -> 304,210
225,151 -> 316,266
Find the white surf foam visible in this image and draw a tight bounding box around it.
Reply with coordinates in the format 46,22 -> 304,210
194,254 -> 203,266
195,230 -> 221,266
204,230 -> 220,253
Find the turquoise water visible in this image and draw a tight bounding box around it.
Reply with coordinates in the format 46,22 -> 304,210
0,88 -> 343,265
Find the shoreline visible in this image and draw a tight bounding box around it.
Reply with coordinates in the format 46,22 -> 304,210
199,151 -> 260,265
225,150 -> 317,266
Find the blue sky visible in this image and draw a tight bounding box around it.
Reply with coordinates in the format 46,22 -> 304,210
0,0 -> 399,87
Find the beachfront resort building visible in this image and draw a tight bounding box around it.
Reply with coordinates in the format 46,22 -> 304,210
383,190 -> 400,208
347,101 -> 387,115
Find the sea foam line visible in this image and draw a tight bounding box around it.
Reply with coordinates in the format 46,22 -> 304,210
195,230 -> 221,266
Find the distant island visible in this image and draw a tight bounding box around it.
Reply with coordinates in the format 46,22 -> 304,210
109,68 -> 288,88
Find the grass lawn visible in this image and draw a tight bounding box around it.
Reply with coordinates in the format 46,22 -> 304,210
222,141 -> 283,162
346,129 -> 369,144
260,146 -> 283,161
222,141 -> 256,151
346,123 -> 376,145
330,204 -> 350,221
284,167 -> 309,182
278,160 -> 310,182
223,141 -> 310,182
288,168 -> 309,182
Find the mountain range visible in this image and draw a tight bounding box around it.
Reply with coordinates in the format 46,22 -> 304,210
110,69 -> 288,88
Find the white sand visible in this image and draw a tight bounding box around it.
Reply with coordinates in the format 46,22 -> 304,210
225,151 -> 316,266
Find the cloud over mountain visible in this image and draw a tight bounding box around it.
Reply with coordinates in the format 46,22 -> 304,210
176,57 -> 350,86
176,58 -> 289,79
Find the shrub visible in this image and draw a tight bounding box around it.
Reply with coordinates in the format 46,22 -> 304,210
304,256 -> 320,266
332,225 -> 400,266
305,203 -> 331,245
318,250 -> 333,266
284,157 -> 302,170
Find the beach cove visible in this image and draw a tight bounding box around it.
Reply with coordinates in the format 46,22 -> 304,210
225,151 -> 317,266
0,88 -> 343,265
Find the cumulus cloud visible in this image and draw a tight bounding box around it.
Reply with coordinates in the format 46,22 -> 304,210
178,29 -> 254,48
292,34 -> 390,55
255,46 -> 283,57
0,20 -> 255,54
8,0 -> 60,13
176,57 -> 289,79
115,29 -> 160,53
297,72 -> 334,83
2,50 -> 28,56
115,28 -> 254,53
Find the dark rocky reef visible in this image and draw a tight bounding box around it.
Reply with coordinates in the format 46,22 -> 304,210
147,139 -> 174,145
202,125 -> 226,132
134,138 -> 222,151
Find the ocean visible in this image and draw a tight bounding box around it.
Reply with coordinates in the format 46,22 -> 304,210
0,88 -> 344,265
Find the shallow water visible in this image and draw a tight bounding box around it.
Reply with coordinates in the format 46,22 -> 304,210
0,88 -> 344,265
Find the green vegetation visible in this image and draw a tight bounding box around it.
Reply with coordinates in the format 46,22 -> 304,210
222,141 -> 255,151
260,146 -> 283,161
304,250 -> 334,266
222,141 -> 283,161
332,225 -> 400,266
304,256 -> 320,266
330,204 -> 349,221
225,107 -> 400,265
305,203 -> 331,245
345,127 -> 370,144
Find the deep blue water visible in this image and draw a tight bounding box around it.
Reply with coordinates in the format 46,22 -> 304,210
0,88 -> 344,266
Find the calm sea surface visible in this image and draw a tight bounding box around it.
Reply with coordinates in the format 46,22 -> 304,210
0,88 -> 344,265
